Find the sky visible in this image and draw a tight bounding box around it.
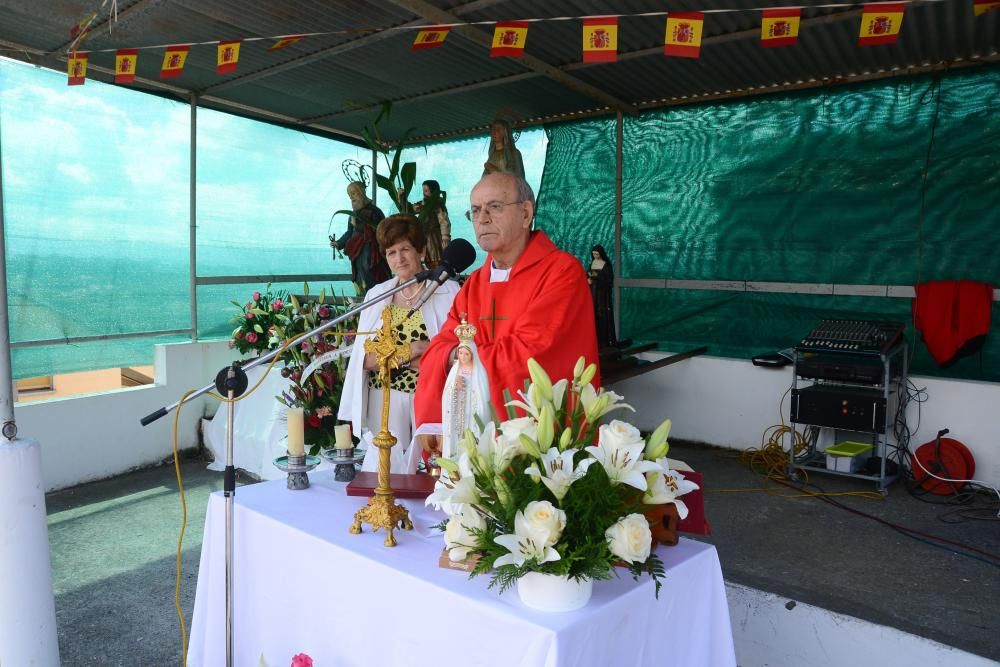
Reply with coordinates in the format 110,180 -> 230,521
0,55 -> 547,374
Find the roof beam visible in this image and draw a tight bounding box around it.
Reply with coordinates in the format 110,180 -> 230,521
53,0 -> 159,53
0,38 -> 363,144
310,7 -> 865,126
386,0 -> 638,116
202,0 -> 509,94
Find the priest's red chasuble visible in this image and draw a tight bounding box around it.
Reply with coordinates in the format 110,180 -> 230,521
415,231 -> 600,426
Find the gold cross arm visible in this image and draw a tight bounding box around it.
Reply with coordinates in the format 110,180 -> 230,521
364,307 -> 412,387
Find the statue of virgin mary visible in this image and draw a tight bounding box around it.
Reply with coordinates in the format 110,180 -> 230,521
441,317 -> 492,460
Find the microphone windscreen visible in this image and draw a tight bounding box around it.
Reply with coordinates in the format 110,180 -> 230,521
441,238 -> 477,274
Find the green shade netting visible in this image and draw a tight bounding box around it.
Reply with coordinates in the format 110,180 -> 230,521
534,66 -> 1000,382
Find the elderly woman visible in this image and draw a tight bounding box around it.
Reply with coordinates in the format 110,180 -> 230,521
338,214 -> 459,472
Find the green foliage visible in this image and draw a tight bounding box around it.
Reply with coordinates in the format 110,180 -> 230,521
432,357 -> 676,599
360,102 -> 418,214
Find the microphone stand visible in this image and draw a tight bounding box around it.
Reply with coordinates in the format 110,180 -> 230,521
140,275 -> 428,667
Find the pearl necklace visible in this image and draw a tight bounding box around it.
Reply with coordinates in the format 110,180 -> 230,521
398,283 -> 422,306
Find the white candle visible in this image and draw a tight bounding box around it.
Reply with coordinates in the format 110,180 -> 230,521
287,407 -> 305,457
335,424 -> 354,450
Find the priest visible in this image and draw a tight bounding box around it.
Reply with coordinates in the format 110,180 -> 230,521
413,172 -> 600,435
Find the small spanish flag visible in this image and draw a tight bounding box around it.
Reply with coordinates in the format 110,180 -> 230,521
114,49 -> 138,84
67,52 -> 88,86
974,0 -> 1000,15
490,21 -> 529,58
269,35 -> 305,51
858,3 -> 905,46
664,13 -> 704,58
160,45 -> 189,79
412,26 -> 451,50
582,17 -> 618,63
760,9 -> 801,48
217,40 -> 241,74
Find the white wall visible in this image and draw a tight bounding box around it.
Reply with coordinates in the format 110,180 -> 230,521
617,351 -> 1000,489
726,582 -> 996,667
14,341 -> 240,492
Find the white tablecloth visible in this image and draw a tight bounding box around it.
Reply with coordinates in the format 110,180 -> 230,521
203,365 -> 336,481
188,471 -> 736,667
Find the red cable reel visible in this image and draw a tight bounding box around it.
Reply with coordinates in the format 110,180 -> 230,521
911,432 -> 976,496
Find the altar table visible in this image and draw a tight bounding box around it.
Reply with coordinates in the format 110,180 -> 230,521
188,471 -> 736,667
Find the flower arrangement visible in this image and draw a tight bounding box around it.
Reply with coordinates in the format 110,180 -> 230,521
273,284 -> 355,454
230,286 -> 292,356
427,357 -> 699,597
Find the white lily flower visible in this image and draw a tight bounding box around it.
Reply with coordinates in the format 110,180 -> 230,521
551,378 -> 569,413
525,447 -> 595,500
580,384 -> 634,423
444,504 -> 486,562
493,510 -> 561,567
586,421 -> 661,490
425,453 -> 481,514
643,459 -> 700,519
498,416 -> 539,460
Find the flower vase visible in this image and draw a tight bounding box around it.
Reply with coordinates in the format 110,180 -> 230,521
516,572 -> 593,612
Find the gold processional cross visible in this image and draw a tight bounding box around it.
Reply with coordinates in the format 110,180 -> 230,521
479,298 -> 507,337
350,306 -> 414,546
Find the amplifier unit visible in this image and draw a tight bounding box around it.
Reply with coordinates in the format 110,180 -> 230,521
791,385 -> 887,433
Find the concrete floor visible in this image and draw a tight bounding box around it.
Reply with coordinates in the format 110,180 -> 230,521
45,444 -> 1000,665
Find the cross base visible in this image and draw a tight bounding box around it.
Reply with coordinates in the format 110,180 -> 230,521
350,493 -> 413,547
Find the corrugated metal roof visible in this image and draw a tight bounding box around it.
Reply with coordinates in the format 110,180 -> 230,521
1,0 -> 998,144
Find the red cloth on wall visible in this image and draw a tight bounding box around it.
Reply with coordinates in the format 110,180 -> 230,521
414,231 -> 600,426
912,280 -> 993,367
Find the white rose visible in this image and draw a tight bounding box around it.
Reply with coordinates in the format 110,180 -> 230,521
522,500 -> 566,547
605,513 -> 652,564
444,505 -> 485,562
600,420 -> 644,451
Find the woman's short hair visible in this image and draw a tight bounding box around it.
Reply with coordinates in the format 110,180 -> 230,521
377,214 -> 426,253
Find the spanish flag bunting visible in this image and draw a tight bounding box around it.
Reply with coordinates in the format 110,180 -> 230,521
68,12 -> 96,53
217,40 -> 241,74
412,26 -> 451,50
858,3 -> 905,46
114,49 -> 138,84
582,17 -> 618,63
160,45 -> 189,79
664,13 -> 704,58
974,0 -> 1000,15
67,51 -> 88,86
490,21 -> 529,58
760,8 -> 801,48
268,35 -> 305,51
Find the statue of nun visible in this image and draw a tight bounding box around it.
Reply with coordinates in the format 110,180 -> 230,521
441,316 -> 492,460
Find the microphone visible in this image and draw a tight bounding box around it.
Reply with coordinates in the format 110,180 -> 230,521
406,238 -> 476,317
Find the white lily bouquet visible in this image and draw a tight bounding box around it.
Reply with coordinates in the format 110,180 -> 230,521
427,356 -> 699,598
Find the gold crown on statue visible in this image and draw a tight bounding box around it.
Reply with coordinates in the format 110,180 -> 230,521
454,314 -> 477,344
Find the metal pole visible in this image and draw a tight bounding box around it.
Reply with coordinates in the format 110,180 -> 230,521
0,89 -> 61,666
190,94 -> 199,341
371,148 -> 378,207
224,372 -> 236,667
0,124 -> 15,434
614,112 -> 623,339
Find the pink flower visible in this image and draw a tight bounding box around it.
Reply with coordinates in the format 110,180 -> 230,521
317,306 -> 331,319
272,299 -> 284,312
246,301 -> 253,309
291,654 -> 313,667
246,312 -> 255,320
252,291 -> 261,302
246,332 -> 258,344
